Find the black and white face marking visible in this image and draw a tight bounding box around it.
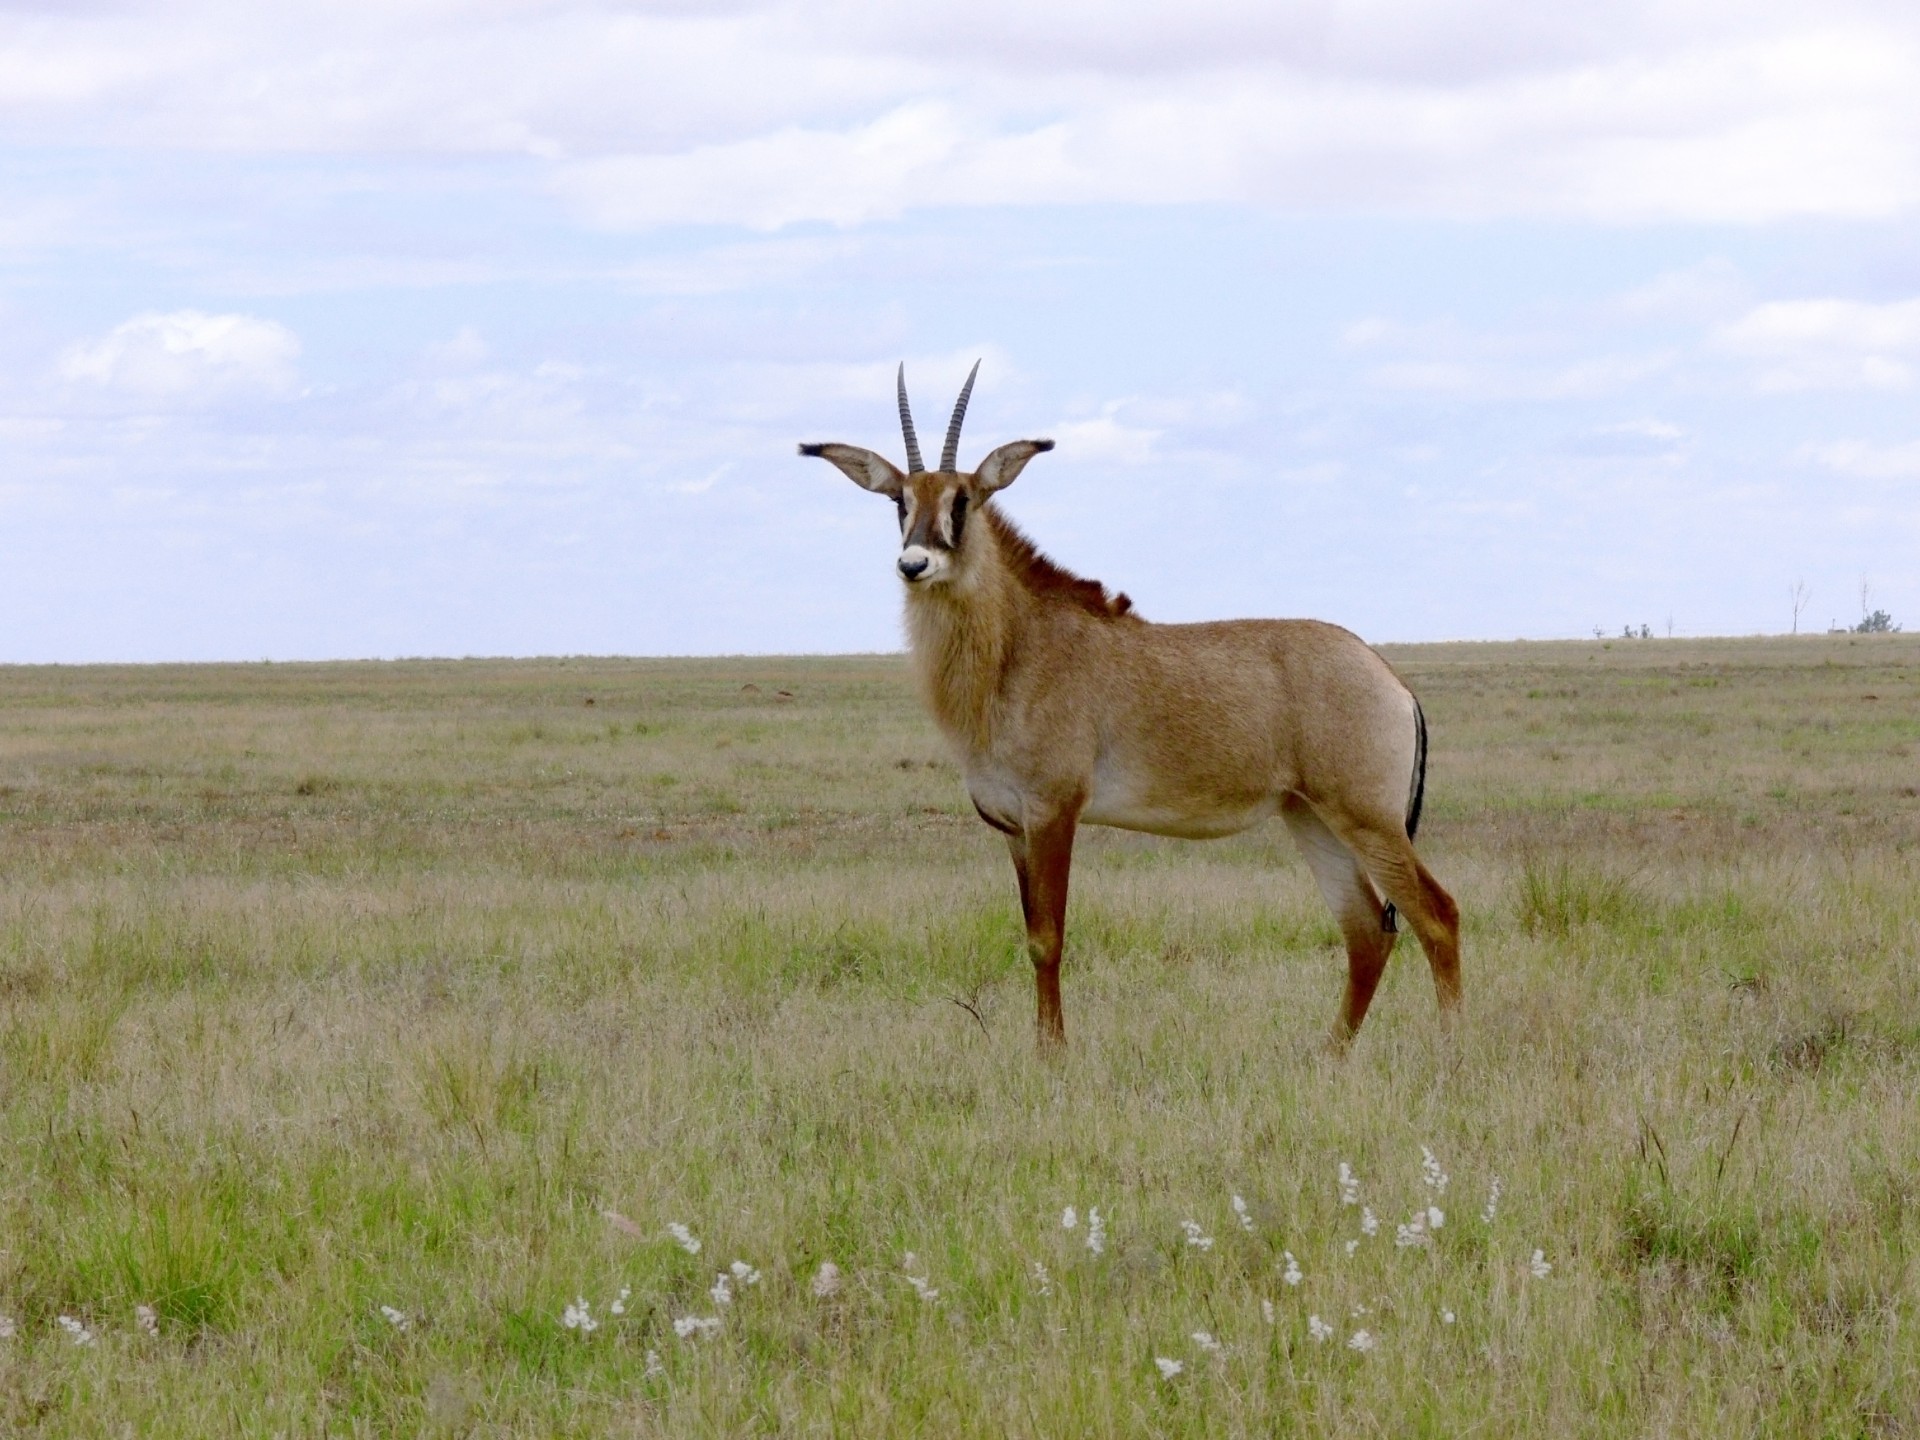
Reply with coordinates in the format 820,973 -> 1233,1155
895,475 -> 973,585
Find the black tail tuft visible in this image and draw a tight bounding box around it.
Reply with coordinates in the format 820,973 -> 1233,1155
1382,696 -> 1430,935
1406,695 -> 1429,841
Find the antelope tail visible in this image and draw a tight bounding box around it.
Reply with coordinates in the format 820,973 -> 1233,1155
1382,695 -> 1429,934
1406,695 -> 1429,841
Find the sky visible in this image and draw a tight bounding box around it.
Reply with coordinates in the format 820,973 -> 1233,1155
2,0 -> 1917,661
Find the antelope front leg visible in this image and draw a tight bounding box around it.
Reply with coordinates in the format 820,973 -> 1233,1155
1010,806 -> 1079,1052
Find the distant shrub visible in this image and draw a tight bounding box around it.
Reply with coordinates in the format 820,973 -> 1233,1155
1854,609 -> 1900,634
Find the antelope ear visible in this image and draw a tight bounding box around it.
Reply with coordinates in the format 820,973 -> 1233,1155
798,442 -> 905,497
973,438 -> 1053,495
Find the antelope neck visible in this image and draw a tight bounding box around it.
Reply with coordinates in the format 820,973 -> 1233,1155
903,515 -> 1027,750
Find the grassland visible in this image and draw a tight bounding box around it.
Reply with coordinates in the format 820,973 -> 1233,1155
1,634 -> 1918,1436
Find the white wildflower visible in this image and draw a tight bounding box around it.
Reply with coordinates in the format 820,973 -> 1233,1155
1421,1145 -> 1450,1193
610,1287 -> 630,1316
57,1315 -> 94,1346
672,1315 -> 722,1340
1530,1248 -> 1552,1280
562,1297 -> 599,1333
1442,1309 -> 1457,1324
1395,1211 -> 1431,1248
1483,1175 -> 1503,1225
666,1222 -> 702,1256
1085,1207 -> 1107,1256
1281,1251 -> 1303,1287
135,1304 -> 159,1337
709,1273 -> 733,1307
643,1349 -> 665,1377
729,1260 -> 760,1286
903,1254 -> 940,1303
1427,1206 -> 1446,1231
1308,1314 -> 1334,1342
1232,1194 -> 1254,1231
1337,1162 -> 1359,1206
811,1262 -> 843,1299
1262,1299 -> 1276,1325
1180,1219 -> 1214,1251
1344,1239 -> 1359,1256
1360,1206 -> 1379,1237
0,1316 -> 15,1340
1191,1330 -> 1222,1353
1155,1356 -> 1185,1380
1032,1262 -> 1053,1296
379,1305 -> 411,1332
1348,1328 -> 1377,1353
1061,1206 -> 1078,1230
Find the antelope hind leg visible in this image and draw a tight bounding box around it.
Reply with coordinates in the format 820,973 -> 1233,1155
1282,798 -> 1398,1052
1330,815 -> 1462,1020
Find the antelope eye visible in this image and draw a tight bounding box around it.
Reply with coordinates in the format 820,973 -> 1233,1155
950,492 -> 968,542
895,494 -> 906,526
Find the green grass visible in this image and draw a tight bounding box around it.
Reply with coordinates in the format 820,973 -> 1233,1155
1,636 -> 1918,1434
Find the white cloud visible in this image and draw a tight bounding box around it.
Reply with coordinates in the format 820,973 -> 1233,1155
1719,297 -> 1920,352
1803,438 -> 1920,479
1049,408 -> 1162,465
426,326 -> 492,367
615,234 -> 873,297
1,3 -> 1915,226
1714,297 -> 1920,390
750,348 -> 1018,430
555,33 -> 1920,229
1365,351 -> 1673,401
59,310 -> 302,400
1611,419 -> 1685,442
1610,258 -> 1750,323
1565,419 -> 1688,458
556,104 -> 969,231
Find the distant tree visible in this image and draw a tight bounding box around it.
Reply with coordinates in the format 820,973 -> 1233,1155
1853,576 -> 1900,633
1790,579 -> 1811,635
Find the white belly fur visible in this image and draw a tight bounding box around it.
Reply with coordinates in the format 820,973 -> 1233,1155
1080,760 -> 1277,839
966,757 -> 1278,840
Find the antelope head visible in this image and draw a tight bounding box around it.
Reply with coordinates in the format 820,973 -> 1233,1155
800,361 -> 1053,586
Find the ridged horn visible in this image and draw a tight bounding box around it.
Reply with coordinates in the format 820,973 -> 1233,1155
940,359 -> 980,473
896,363 -> 924,474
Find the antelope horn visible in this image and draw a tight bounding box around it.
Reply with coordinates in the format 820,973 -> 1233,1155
940,359 -> 980,473
896,363 -> 924,474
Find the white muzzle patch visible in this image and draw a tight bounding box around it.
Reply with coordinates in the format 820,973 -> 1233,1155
897,544 -> 948,583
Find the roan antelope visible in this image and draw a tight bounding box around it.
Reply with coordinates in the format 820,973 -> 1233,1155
801,364 -> 1460,1053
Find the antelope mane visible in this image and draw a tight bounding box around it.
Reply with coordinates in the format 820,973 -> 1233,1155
984,506 -> 1136,621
